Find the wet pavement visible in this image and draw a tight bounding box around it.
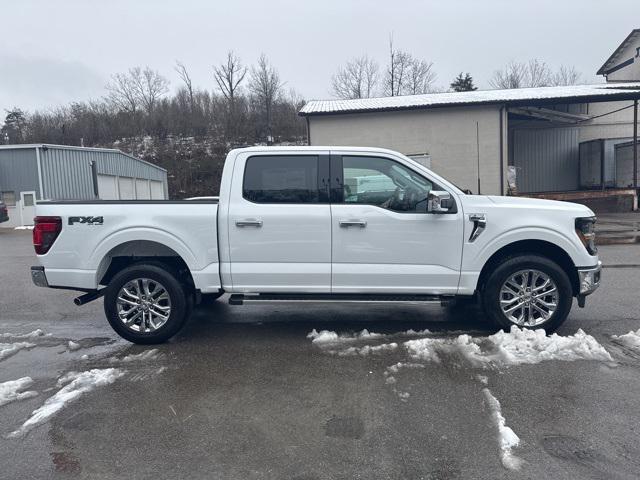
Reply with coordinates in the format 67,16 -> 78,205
1,228 -> 640,479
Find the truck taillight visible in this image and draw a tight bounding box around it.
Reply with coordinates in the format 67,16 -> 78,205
33,216 -> 62,255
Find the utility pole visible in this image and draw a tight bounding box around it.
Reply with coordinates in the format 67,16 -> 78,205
634,99 -> 638,189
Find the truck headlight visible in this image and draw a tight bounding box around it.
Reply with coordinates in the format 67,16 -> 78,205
575,216 -> 597,255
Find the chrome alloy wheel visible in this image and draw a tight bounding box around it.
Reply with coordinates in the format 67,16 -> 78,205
499,269 -> 559,327
116,278 -> 172,333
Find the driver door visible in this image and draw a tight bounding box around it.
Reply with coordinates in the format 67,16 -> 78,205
330,153 -> 464,294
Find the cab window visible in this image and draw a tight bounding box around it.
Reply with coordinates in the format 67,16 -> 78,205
342,156 -> 434,213
243,155 -> 319,203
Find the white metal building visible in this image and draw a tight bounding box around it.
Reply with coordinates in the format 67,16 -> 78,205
0,144 -> 168,227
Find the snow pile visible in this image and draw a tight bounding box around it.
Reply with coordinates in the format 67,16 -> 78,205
307,329 -> 383,344
0,329 -> 47,339
483,388 -> 523,470
307,328 -> 433,348
334,343 -> 398,357
405,327 -> 612,368
0,377 -> 38,407
0,342 -> 36,361
111,349 -> 160,363
8,368 -> 125,438
612,329 -> 640,351
67,341 -> 81,351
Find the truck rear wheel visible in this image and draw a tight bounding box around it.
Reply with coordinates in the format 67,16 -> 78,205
104,263 -> 189,344
481,254 -> 573,332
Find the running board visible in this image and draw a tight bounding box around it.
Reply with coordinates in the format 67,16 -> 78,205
229,293 -> 453,306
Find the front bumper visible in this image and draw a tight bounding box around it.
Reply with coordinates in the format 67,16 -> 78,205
577,261 -> 602,296
31,266 -> 49,288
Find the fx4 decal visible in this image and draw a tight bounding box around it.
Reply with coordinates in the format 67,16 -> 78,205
68,216 -> 104,226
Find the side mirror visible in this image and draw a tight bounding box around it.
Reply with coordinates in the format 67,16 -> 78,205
427,191 -> 453,213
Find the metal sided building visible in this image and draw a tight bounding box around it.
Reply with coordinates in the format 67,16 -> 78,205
0,144 -> 168,227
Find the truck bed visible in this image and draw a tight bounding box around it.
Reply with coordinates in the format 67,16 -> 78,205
35,199 -> 221,293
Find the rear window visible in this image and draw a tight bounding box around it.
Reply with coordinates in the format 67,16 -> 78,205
243,155 -> 319,204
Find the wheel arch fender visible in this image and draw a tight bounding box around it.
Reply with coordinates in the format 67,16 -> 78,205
474,231 -> 581,295
91,228 -> 198,286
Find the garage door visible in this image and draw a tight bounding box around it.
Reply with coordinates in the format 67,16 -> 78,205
118,177 -> 135,200
97,174 -> 118,200
135,179 -> 151,199
150,181 -> 165,200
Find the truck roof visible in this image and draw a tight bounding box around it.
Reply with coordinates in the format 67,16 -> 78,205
229,145 -> 406,156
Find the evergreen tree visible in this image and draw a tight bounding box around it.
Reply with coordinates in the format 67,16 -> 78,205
450,72 -> 477,92
1,108 -> 27,143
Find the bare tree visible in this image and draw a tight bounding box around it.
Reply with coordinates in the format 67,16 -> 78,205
384,37 -> 412,96
525,59 -> 552,87
490,59 -> 582,89
175,61 -> 194,109
383,37 -> 436,96
405,58 -> 436,95
106,67 -> 169,114
249,54 -> 283,138
551,65 -> 582,86
214,52 -> 249,141
331,55 -> 379,99
106,70 -> 141,113
489,61 -> 529,89
213,51 -> 247,103
134,67 -> 170,114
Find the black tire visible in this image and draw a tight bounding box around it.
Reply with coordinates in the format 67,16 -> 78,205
104,263 -> 189,344
481,254 -> 573,332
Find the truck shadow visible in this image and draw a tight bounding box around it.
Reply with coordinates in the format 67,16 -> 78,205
182,295 -> 495,342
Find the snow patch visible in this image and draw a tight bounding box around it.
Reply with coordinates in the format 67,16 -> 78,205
111,349 -> 160,363
307,328 -> 433,349
0,377 -> 38,407
331,342 -> 398,356
405,327 -> 612,368
0,329 -> 48,339
0,342 -> 36,361
612,329 -> 640,351
8,368 -> 125,438
483,388 -> 523,470
67,341 -> 81,352
307,329 -> 383,344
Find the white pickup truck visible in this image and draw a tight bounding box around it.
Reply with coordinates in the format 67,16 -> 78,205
30,146 -> 601,344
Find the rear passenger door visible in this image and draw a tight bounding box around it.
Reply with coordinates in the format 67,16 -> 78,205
227,151 -> 332,292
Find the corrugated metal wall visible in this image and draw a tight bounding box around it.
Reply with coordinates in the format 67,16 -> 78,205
40,148 -> 95,199
511,127 -> 580,193
93,151 -> 166,181
39,146 -> 167,200
0,148 -> 40,198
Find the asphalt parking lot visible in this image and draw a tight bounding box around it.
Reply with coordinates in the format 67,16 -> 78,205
1,228 -> 640,480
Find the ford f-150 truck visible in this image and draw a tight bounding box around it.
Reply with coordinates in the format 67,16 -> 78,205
30,146 -> 601,344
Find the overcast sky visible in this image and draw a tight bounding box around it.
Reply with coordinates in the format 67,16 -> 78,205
1,0 -> 638,114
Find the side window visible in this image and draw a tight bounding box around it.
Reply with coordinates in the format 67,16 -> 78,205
342,156 -> 434,213
243,155 -> 319,204
1,191 -> 16,207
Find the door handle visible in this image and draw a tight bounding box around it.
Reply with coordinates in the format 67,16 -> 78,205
339,219 -> 367,228
235,219 -> 263,227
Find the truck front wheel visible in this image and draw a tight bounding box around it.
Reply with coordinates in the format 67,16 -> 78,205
104,263 -> 189,344
481,254 -> 573,332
